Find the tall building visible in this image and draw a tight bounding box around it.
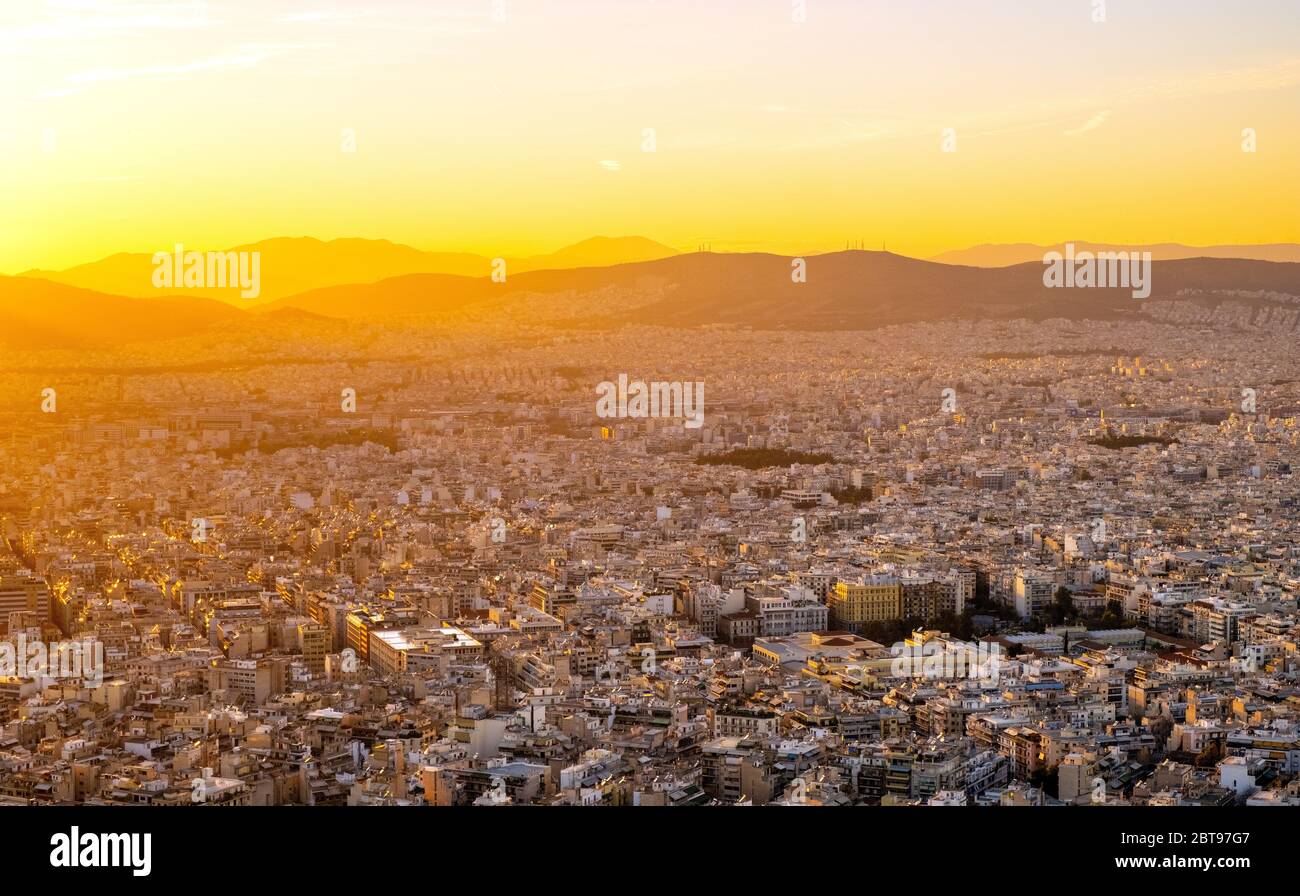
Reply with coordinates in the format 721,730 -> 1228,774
829,576 -> 901,632
0,574 -> 49,635
297,621 -> 330,677
1013,569 -> 1056,620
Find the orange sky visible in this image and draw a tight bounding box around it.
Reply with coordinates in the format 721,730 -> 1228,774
3,0 -> 1299,272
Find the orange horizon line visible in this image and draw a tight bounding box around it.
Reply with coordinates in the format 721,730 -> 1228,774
9,235 -> 1300,278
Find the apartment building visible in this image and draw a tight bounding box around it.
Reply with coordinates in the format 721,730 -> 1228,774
0,574 -> 49,634
829,576 -> 902,632
1012,568 -> 1056,620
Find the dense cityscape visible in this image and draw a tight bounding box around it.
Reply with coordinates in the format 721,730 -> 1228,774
3,310 -> 1299,808
7,0 -> 1299,884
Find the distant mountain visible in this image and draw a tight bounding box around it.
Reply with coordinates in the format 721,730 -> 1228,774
262,250 -> 1300,330
255,272 -> 498,318
517,236 -> 681,270
18,236 -> 680,304
11,251 -> 1300,349
0,276 -> 244,348
931,241 -> 1300,267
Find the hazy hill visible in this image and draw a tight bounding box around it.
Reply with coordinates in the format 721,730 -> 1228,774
11,251 -> 1300,349
627,253 -> 1300,328
931,241 -> 1300,267
255,272 -> 498,318
262,250 -> 1300,329
18,236 -> 680,304
518,236 -> 683,270
0,276 -> 245,348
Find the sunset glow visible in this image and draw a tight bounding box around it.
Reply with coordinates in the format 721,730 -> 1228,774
5,0 -> 1300,271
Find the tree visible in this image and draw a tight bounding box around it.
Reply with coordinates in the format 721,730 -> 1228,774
1028,765 -> 1059,799
1048,587 -> 1075,625
1194,739 -> 1225,769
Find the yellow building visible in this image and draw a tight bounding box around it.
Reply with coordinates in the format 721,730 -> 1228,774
830,576 -> 901,631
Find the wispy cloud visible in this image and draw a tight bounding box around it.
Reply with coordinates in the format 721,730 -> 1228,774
274,4 -> 487,36
64,42 -> 311,84
778,116 -> 912,152
277,9 -> 371,24
1127,57 -> 1300,102
598,160 -> 622,172
1065,110 -> 1111,137
0,0 -> 215,49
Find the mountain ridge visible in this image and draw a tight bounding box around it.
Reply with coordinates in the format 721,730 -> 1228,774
261,250 -> 1300,329
931,241 -> 1300,267
17,236 -> 682,305
9,250 -> 1300,348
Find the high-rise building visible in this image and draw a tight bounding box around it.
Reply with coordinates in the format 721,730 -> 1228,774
0,574 -> 49,635
297,621 -> 330,677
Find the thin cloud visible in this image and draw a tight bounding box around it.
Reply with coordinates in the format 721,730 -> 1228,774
1,1 -> 215,48
1065,110 -> 1111,136
778,117 -> 910,152
65,43 -> 312,84
277,10 -> 372,24
1127,57 -> 1300,102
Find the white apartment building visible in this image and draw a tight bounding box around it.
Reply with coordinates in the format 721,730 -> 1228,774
744,586 -> 829,637
1013,568 -> 1057,620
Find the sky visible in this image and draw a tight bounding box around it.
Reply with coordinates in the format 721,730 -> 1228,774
3,0 -> 1300,272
